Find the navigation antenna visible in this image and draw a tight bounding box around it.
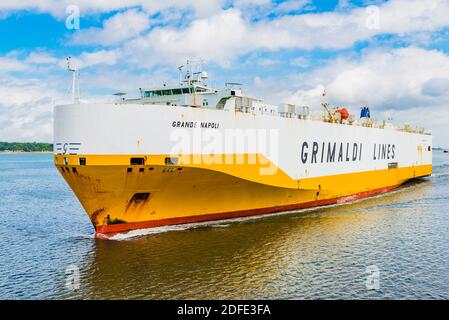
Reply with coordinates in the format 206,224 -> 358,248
182,58 -> 207,86
321,89 -> 334,122
66,57 -> 80,103
178,64 -> 184,85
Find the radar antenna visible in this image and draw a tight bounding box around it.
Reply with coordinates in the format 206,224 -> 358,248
177,64 -> 184,85
66,57 -> 80,103
182,58 -> 207,85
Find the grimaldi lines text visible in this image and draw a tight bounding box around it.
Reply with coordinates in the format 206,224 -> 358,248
300,141 -> 398,164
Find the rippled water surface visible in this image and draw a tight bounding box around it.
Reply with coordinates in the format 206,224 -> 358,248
1,153 -> 448,299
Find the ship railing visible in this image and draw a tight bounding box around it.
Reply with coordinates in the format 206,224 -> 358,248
234,103 -> 430,134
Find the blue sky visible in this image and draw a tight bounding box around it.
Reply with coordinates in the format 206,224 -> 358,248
0,0 -> 448,146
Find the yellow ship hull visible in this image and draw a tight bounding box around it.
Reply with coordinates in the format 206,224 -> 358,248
54,154 -> 432,236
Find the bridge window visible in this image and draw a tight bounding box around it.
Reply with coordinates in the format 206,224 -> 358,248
144,90 -> 163,97
162,89 -> 172,96
172,88 -> 182,95
182,88 -> 191,94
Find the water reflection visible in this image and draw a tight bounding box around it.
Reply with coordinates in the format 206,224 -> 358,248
65,177 -> 448,299
2,153 -> 448,299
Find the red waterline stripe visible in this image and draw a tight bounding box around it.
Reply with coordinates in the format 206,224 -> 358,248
95,184 -> 400,238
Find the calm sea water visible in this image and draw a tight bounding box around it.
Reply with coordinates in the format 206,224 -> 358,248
0,152 -> 448,299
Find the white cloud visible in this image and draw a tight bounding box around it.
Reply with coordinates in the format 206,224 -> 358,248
6,0 -> 446,68
331,47 -> 449,107
0,0 -> 261,19
273,0 -> 310,13
0,97 -> 54,142
258,58 -> 280,66
124,8 -> 248,67
380,105 -> 449,147
115,0 -> 449,68
25,52 -> 59,65
66,50 -> 121,69
0,49 -> 120,73
422,78 -> 449,97
0,57 -> 28,72
70,9 -> 151,46
249,0 -> 449,51
0,0 -> 129,18
0,77 -> 63,142
286,47 -> 449,107
282,47 -> 449,146
289,57 -> 309,68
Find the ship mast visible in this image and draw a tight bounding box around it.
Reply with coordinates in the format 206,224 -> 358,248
321,89 -> 335,122
180,58 -> 208,86
66,57 -> 80,103
177,64 -> 185,85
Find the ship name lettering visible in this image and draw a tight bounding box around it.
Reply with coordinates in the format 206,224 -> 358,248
171,121 -> 219,129
301,141 -> 363,164
172,121 -> 196,128
200,122 -> 219,129
373,143 -> 395,160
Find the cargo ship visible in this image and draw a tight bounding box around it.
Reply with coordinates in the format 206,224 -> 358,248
54,60 -> 432,237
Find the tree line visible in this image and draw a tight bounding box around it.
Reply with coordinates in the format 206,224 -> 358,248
0,142 -> 53,152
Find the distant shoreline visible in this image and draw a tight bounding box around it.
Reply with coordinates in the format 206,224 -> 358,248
0,142 -> 53,153
0,151 -> 53,154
